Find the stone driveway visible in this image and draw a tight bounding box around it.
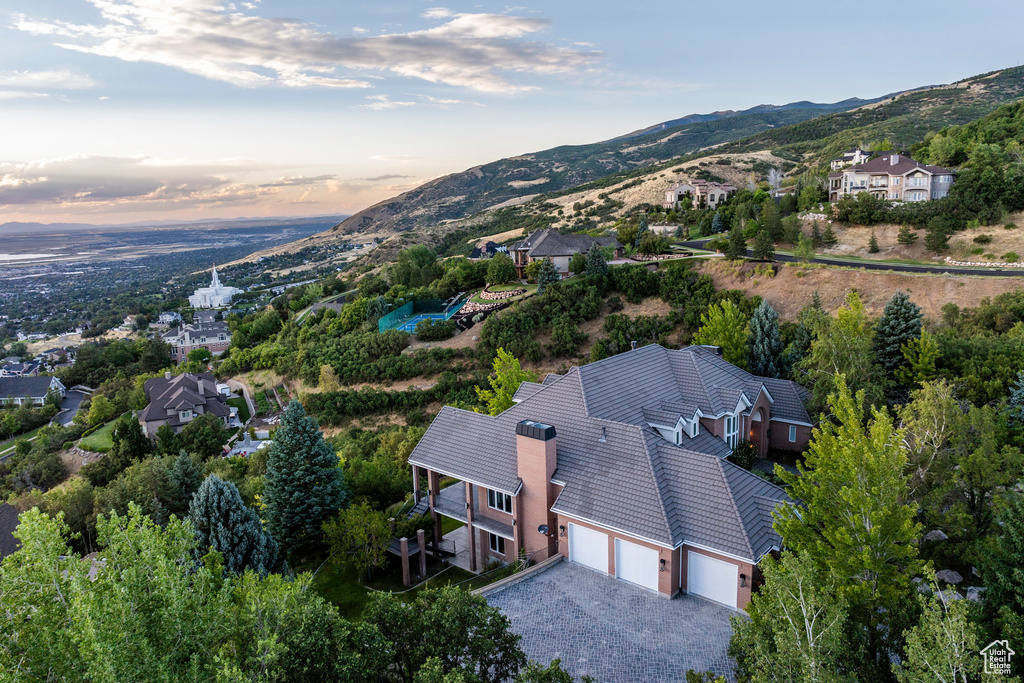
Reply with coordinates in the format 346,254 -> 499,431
486,561 -> 738,682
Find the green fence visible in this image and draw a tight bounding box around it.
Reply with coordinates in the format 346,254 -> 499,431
378,300 -> 414,334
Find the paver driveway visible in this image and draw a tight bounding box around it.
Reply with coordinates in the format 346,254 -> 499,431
486,561 -> 738,682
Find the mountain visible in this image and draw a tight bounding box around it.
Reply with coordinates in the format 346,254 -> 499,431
0,214 -> 350,236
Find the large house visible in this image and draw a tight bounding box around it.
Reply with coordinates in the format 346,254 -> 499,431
510,229 -> 623,278
138,371 -> 232,438
0,376 -> 66,406
162,322 -> 231,364
663,180 -> 738,210
0,361 -> 40,377
408,344 -> 812,610
828,153 -> 955,203
188,265 -> 243,309
829,148 -> 873,171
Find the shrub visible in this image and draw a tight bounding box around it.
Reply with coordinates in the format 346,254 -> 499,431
972,247 -> 985,255
1005,222 -> 1018,230
1004,252 -> 1020,263
606,295 -> 624,313
973,234 -> 993,244
414,318 -> 456,342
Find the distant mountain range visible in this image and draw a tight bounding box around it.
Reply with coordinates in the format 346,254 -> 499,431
0,214 -> 350,236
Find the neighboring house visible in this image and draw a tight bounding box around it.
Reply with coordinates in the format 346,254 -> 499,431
157,312 -> 183,326
193,310 -> 217,324
162,322 -> 231,364
663,180 -> 737,210
468,241 -> 507,260
510,229 -> 623,278
829,148 -> 873,171
408,344 -> 812,609
0,376 -> 66,406
828,153 -> 956,202
0,361 -> 41,377
138,371 -> 232,438
188,265 -> 243,309
0,504 -> 19,561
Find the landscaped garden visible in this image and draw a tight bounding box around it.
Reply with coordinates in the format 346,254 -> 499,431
469,283 -> 537,305
79,417 -> 120,452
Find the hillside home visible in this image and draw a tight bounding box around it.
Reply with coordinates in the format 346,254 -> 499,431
162,322 -> 231,364
138,371 -> 232,438
408,344 -> 812,610
0,376 -> 66,406
0,361 -> 40,377
829,148 -> 873,171
828,153 -> 955,202
663,180 -> 737,210
510,229 -> 623,278
468,241 -> 507,261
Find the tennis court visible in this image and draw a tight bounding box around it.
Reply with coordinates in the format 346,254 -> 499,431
378,297 -> 467,333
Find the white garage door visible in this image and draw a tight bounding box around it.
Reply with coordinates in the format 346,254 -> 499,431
687,551 -> 738,608
615,538 -> 659,592
568,523 -> 608,574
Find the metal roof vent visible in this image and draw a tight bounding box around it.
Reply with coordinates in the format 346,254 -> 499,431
630,340 -> 637,351
599,427 -> 607,443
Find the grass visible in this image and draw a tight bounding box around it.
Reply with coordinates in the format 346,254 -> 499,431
227,397 -> 250,423
0,424 -> 46,457
79,418 -> 118,452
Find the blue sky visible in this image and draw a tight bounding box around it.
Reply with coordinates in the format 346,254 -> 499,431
1,0 -> 1022,224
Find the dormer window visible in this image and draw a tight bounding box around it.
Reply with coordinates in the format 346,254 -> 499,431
675,430 -> 681,445
691,421 -> 698,437
724,414 -> 739,449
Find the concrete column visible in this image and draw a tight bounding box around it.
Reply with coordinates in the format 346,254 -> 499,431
417,529 -> 427,578
388,518 -> 396,534
400,537 -> 411,587
465,480 -> 477,573
427,470 -> 442,554
412,465 -> 422,503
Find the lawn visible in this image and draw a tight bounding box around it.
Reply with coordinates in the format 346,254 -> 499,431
80,418 -> 119,452
227,397 -> 250,423
0,424 -> 47,457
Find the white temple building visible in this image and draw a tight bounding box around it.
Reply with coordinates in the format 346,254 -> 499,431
188,266 -> 243,309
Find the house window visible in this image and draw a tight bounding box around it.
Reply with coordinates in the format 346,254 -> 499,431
675,430 -> 681,445
489,533 -> 505,554
691,421 -> 698,437
487,489 -> 512,514
789,425 -> 797,443
724,414 -> 739,449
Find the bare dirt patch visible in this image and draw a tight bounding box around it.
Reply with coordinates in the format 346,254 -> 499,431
697,260 -> 1024,321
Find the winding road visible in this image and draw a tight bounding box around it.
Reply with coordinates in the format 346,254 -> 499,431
678,240 -> 1024,278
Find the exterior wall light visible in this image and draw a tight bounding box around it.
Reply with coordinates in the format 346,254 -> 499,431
740,573 -> 748,587
559,525 -> 566,537
659,559 -> 666,572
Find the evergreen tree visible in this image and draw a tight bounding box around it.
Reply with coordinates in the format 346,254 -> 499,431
760,200 -> 783,241
775,377 -> 922,677
794,234 -> 815,262
634,214 -> 648,248
752,229 -> 775,261
925,219 -> 950,253
821,223 -> 838,248
873,291 -> 923,376
725,224 -> 746,260
810,220 -> 823,247
189,474 -> 279,575
747,301 -> 784,378
868,232 -> 880,253
1009,369 -> 1024,425
585,242 -> 608,277
535,259 -> 560,293
263,400 -> 348,555
980,495 -> 1024,648
710,211 -> 724,234
168,451 -> 203,518
897,224 -> 919,246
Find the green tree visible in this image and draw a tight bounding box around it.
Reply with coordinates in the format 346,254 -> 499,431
177,412 -> 230,459
725,224 -> 746,260
729,552 -> 850,683
475,348 -> 538,416
760,200 -> 783,241
547,314 -> 589,358
319,364 -> 341,392
897,224 -> 919,246
487,253 -> 516,284
585,242 -> 608,277
189,474 -> 279,576
568,251 -> 587,276
391,245 -> 444,288
874,291 -> 923,377
896,329 -> 939,388
811,220 -> 823,247
798,184 -> 823,211
775,377 -> 922,676
925,218 -> 951,253
794,234 -> 815,262
323,501 -> 392,581
1010,369 -> 1024,426
868,232 -> 880,253
693,300 -> 749,368
87,394 -> 115,426
747,301 -> 784,378
169,451 -> 203,517
821,223 -> 838,248
752,229 -> 775,261
362,585 -> 526,683
263,400 -> 349,556
535,259 -> 560,293
710,211 -> 724,234
896,578 -> 981,683
979,495 -> 1024,648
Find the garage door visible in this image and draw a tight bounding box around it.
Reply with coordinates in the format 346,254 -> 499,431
615,538 -> 659,592
687,551 -> 738,608
568,523 -> 608,574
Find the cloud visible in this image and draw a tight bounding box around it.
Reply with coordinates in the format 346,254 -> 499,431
13,1 -> 601,93
353,174 -> 415,182
358,94 -> 418,110
369,154 -> 423,163
357,93 -> 483,110
0,90 -> 49,100
0,68 -> 98,90
258,174 -> 336,187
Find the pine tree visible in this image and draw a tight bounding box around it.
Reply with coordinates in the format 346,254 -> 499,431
925,220 -> 950,253
897,224 -> 919,246
760,200 -> 783,242
868,232 -> 880,253
535,258 -> 560,293
189,474 -> 279,575
634,214 -> 648,248
811,220 -> 823,247
710,211 -> 724,234
752,229 -> 775,261
747,301 -> 784,378
1009,369 -> 1024,425
873,291 -> 923,376
726,224 -> 746,260
585,242 -> 608,277
263,400 -> 348,555
821,224 -> 838,248
980,495 -> 1024,649
168,451 -> 203,517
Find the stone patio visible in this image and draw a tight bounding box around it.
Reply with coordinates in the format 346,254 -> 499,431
486,560 -> 738,682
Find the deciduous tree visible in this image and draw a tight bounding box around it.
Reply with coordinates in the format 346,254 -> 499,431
487,253 -> 516,284
323,501 -> 392,581
475,348 -> 538,416
693,300 -> 749,368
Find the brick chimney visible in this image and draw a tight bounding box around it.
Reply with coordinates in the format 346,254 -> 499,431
516,420 -> 557,560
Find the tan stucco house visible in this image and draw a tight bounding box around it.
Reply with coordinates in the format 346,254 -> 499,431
828,152 -> 956,203
663,180 -> 738,210
408,344 -> 812,610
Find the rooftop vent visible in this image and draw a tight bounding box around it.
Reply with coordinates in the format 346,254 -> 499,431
630,340 -> 637,351
599,426 -> 607,443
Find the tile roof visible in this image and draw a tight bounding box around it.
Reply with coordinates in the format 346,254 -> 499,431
511,229 -> 622,258
139,372 -> 230,424
0,504 -> 20,559
409,344 -> 805,560
0,376 -> 60,400
845,153 -> 955,177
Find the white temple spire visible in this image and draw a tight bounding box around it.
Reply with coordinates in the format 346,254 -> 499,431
211,264 -> 221,288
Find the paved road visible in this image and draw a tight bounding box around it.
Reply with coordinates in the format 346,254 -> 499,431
679,239 -> 1024,277
56,390 -> 88,427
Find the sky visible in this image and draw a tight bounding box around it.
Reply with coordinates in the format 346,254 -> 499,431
1,0 -> 1023,226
